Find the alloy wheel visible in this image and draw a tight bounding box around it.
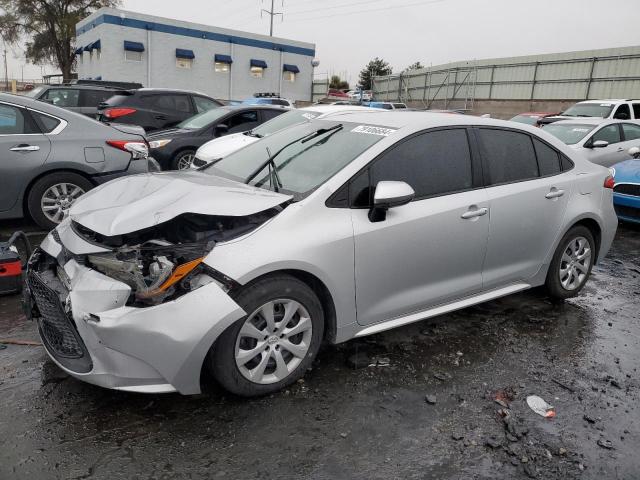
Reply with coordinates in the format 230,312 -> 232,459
558,236 -> 592,291
177,153 -> 195,170
40,183 -> 86,224
234,299 -> 313,385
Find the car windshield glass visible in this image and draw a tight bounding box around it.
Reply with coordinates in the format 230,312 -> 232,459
510,115 -> 538,125
562,103 -> 614,118
177,108 -> 231,129
25,86 -> 45,98
250,109 -> 321,137
206,121 -> 391,198
543,123 -> 596,145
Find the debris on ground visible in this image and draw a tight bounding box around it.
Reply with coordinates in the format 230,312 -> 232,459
424,395 -> 437,405
433,371 -> 452,381
368,356 -> 390,367
346,351 -> 370,369
485,436 -> 502,449
526,395 -> 556,418
597,439 -> 614,450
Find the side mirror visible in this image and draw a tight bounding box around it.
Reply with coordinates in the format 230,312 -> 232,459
589,140 -> 609,149
369,181 -> 415,222
629,146 -> 640,159
215,124 -> 229,136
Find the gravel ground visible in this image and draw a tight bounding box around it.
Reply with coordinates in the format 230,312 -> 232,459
0,222 -> 638,480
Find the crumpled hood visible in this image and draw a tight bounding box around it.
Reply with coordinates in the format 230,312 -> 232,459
69,171 -> 292,236
196,132 -> 259,161
613,159 -> 640,182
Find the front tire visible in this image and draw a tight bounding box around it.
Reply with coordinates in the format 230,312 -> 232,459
545,226 -> 595,299
27,173 -> 93,230
211,275 -> 324,397
171,150 -> 196,170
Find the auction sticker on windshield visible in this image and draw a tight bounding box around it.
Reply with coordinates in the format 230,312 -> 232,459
302,113 -> 318,120
351,125 -> 397,136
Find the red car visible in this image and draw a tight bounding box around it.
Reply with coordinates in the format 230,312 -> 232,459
509,112 -> 558,126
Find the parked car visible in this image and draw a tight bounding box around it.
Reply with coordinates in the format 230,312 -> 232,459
537,99 -> 640,126
0,93 -> 153,230
348,90 -> 373,102
543,119 -> 640,167
510,112 -> 557,126
148,105 -> 290,170
26,83 -> 134,118
368,101 -> 408,110
97,88 -> 223,133
26,111 -> 616,397
611,146 -> 640,223
191,105 -> 374,168
241,95 -> 294,108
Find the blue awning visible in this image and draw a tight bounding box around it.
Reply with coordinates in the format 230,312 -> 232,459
214,54 -> 233,64
91,39 -> 101,50
176,48 -> 195,59
74,47 -> 83,55
283,64 -> 299,73
83,44 -> 93,52
95,76 -> 102,80
250,59 -> 267,68
124,40 -> 145,52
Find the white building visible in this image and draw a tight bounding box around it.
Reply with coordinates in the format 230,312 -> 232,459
75,8 -> 316,102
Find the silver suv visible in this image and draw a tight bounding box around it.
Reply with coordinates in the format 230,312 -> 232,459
26,112 -> 617,397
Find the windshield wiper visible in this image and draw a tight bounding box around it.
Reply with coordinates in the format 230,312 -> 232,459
244,124 -> 343,188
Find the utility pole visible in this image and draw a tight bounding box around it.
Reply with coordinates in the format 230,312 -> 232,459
261,0 -> 283,37
2,37 -> 8,92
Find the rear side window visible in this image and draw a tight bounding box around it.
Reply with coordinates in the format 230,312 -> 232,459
80,89 -> 116,107
633,103 -> 640,119
30,111 -> 61,133
262,109 -> 285,121
369,128 -> 474,201
622,123 -> 640,141
0,104 -> 38,134
591,125 -> 621,145
533,138 -> 561,176
477,128 -> 539,184
148,94 -> 192,113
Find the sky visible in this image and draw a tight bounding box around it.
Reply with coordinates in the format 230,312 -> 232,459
6,0 -> 640,84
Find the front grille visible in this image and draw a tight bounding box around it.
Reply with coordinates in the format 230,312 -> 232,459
614,183 -> 640,197
27,267 -> 92,373
614,204 -> 640,219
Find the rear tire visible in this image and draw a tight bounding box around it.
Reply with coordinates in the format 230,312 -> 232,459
27,173 -> 93,230
545,226 -> 595,299
211,275 -> 324,397
171,150 -> 196,170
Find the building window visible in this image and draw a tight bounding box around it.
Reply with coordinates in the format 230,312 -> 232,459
283,71 -> 295,83
215,62 -> 230,73
250,66 -> 264,78
125,50 -> 142,62
176,58 -> 193,69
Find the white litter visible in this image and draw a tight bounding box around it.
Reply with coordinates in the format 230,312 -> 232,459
526,395 -> 556,418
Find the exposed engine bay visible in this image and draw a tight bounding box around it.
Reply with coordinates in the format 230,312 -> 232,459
68,208 -> 283,306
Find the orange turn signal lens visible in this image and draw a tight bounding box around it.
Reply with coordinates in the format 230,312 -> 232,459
136,257 -> 204,300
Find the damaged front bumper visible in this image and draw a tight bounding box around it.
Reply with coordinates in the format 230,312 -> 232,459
25,221 -> 246,395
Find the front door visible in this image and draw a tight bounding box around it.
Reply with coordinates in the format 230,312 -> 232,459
583,123 -> 627,167
0,103 -> 51,212
351,128 -> 489,326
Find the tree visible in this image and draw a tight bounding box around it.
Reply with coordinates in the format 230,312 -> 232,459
329,74 -> 349,90
0,0 -> 120,80
404,61 -> 424,72
358,57 -> 392,90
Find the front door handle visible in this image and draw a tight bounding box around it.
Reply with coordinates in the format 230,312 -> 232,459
545,188 -> 565,199
10,144 -> 40,152
461,207 -> 488,219
617,147 -> 624,152
155,115 -> 167,120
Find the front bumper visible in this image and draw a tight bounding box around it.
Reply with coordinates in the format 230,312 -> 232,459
25,223 -> 245,394
613,193 -> 640,223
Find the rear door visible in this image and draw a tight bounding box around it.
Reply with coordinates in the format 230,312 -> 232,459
145,94 -> 194,130
78,89 -> 116,117
351,128 -> 490,326
0,103 -> 51,212
475,128 -> 572,289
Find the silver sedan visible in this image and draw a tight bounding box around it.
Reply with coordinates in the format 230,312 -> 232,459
26,111 -> 617,397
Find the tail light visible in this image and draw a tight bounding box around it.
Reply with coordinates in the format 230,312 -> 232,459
604,168 -> 615,189
106,140 -> 149,160
103,107 -> 137,120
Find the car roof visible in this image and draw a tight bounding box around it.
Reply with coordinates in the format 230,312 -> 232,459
301,105 -> 372,114
577,99 -> 627,104
515,112 -> 556,116
220,105 -> 291,112
40,84 -> 125,91
135,88 -> 213,97
551,118 -> 640,127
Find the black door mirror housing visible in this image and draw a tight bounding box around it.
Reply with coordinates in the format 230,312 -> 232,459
215,124 -> 229,136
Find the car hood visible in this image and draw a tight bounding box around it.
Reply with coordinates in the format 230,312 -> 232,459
69,171 -> 292,236
196,132 -> 259,161
613,159 -> 640,182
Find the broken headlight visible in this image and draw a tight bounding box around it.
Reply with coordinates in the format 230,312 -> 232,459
87,241 -> 232,305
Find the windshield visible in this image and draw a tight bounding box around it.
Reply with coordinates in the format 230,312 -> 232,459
250,109 -> 321,137
543,123 -> 596,145
510,115 -> 538,125
206,121 -> 393,198
562,103 -> 614,118
25,86 -> 45,98
177,108 -> 230,129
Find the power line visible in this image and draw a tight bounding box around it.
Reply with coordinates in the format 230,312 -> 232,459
285,0 -> 387,17
287,0 -> 449,23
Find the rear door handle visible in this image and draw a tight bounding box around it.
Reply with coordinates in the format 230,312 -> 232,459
461,207 -> 488,219
155,115 -> 167,120
545,188 -> 565,199
10,144 -> 40,152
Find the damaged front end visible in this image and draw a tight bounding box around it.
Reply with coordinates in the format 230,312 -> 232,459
72,208 -> 281,306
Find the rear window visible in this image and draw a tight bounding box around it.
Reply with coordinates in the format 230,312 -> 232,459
510,115 -> 538,125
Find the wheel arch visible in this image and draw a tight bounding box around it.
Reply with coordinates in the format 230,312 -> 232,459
566,216 -> 602,263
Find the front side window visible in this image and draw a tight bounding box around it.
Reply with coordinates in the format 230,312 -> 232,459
207,121 -> 388,198
477,128 -> 539,185
226,111 -> 259,133
591,125 -> 621,145
177,107 -> 230,129
613,104 -> 631,120
250,66 -> 264,78
43,88 -> 80,107
622,123 -> 640,141
533,138 -> 561,176
367,129 -> 473,202
215,62 -> 230,73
